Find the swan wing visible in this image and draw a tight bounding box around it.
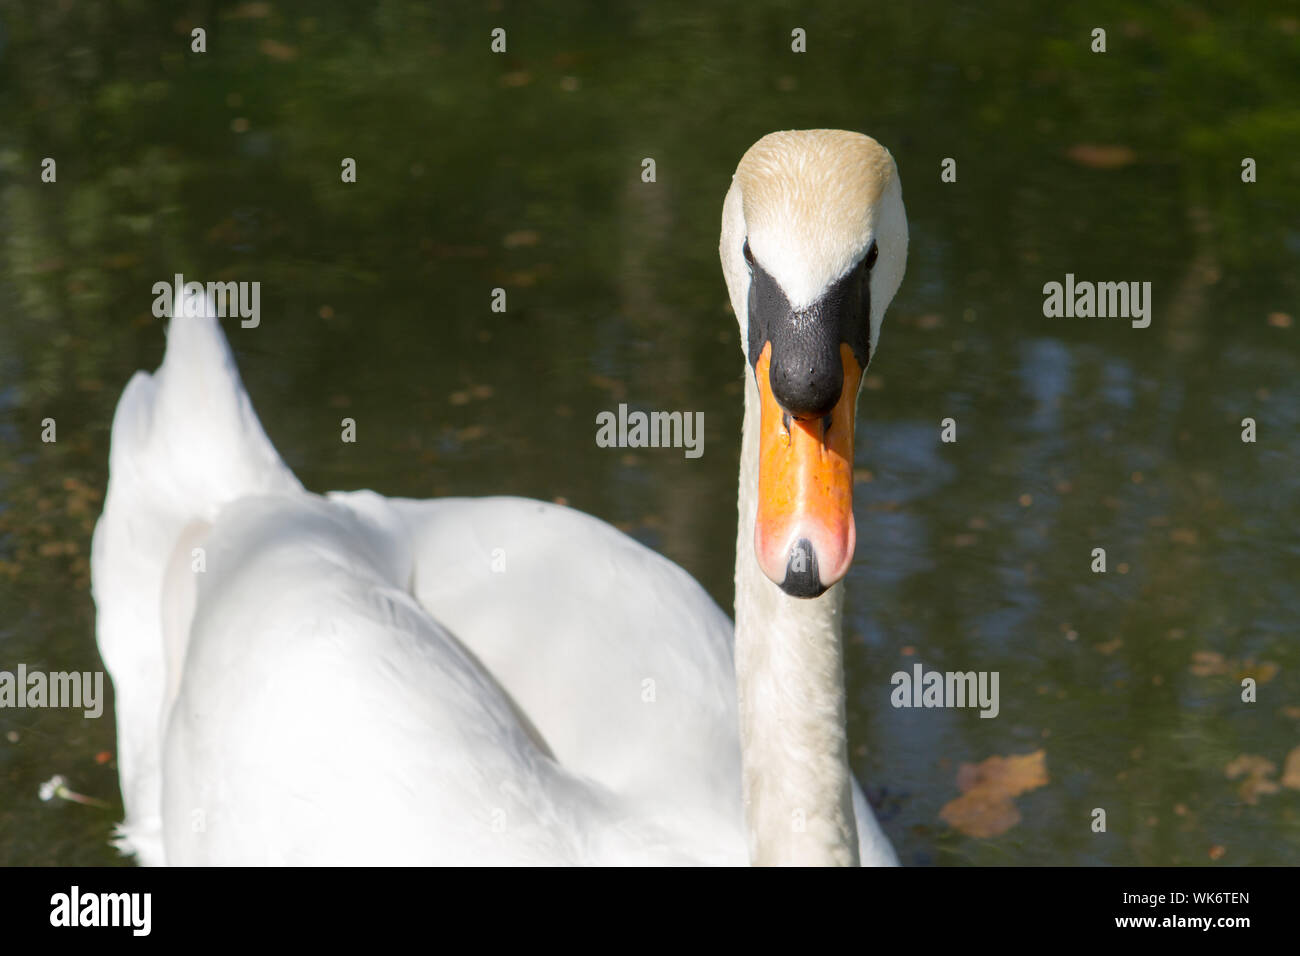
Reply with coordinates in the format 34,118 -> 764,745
163,491 -> 727,864
381,494 -> 747,847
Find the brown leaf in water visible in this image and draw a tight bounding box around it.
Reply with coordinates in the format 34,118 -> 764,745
1190,651 -> 1279,683
1224,754 -> 1279,804
258,39 -> 298,62
1233,660 -> 1279,684
956,751 -> 1049,796
1238,776 -> 1279,805
225,2 -> 271,18
588,374 -> 627,400
1065,144 -> 1137,169
503,268 -> 545,286
503,230 -> 539,248
1190,650 -> 1227,676
106,253 -> 140,270
940,791 -> 1022,839
1223,754 -> 1271,779
1281,748 -> 1300,790
940,750 -> 1048,838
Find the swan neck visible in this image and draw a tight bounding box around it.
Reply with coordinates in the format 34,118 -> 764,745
733,373 -> 859,866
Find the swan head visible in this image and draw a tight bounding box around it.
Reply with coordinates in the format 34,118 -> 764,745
720,129 -> 908,598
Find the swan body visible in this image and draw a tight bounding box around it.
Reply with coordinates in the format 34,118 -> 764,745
92,130 -> 906,865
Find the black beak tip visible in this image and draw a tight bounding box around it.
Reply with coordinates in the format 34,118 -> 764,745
779,538 -> 827,599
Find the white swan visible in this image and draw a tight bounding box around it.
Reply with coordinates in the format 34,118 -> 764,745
91,129 -> 907,866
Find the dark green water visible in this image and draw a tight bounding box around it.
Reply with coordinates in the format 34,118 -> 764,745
1,1 -> 1297,865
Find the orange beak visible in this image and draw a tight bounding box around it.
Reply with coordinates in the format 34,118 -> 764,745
753,342 -> 863,597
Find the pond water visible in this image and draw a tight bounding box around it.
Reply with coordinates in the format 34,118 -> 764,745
1,2 -> 1297,865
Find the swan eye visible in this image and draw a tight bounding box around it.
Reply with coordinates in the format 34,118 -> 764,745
863,240 -> 879,270
743,240 -> 755,267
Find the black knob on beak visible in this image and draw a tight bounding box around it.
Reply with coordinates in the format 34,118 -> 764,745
767,324 -> 843,420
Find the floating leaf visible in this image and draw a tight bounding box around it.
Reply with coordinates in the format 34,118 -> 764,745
1065,144 -> 1137,169
1224,754 -> 1279,804
1281,747 -> 1300,790
258,39 -> 298,62
1190,650 -> 1227,676
225,2 -> 271,18
1233,660 -> 1279,684
1191,651 -> 1279,683
940,790 -> 1021,839
588,374 -> 627,400
940,750 -> 1048,838
503,230 -> 539,248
